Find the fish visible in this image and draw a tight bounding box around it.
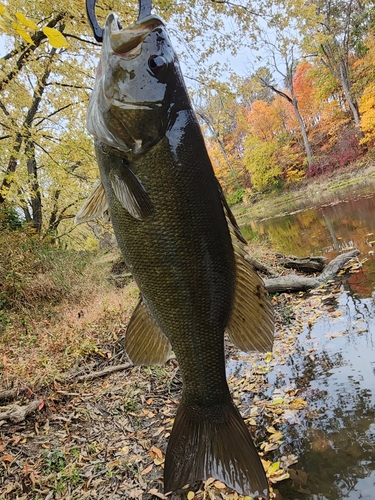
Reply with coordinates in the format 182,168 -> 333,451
76,11 -> 274,499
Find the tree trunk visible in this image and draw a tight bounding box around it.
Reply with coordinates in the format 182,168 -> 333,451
25,141 -> 43,233
291,97 -> 313,164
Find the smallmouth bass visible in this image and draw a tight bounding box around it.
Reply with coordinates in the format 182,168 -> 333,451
76,11 -> 274,499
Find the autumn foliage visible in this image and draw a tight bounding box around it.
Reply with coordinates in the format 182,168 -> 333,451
204,50 -> 372,198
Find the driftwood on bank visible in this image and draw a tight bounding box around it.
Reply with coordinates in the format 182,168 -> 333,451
0,388 -> 19,402
275,253 -> 328,273
246,255 -> 278,277
264,249 -> 360,294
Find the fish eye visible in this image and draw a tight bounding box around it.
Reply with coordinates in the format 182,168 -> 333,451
148,55 -> 166,73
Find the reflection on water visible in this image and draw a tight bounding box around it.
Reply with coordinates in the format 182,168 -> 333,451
242,187 -> 375,298
238,186 -> 375,499
271,293 -> 375,499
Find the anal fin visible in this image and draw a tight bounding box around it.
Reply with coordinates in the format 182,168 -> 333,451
125,299 -> 172,365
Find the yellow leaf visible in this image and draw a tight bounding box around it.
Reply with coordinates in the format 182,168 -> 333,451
269,471 -> 290,483
268,431 -> 283,442
0,3 -> 12,19
264,352 -> 272,364
15,12 -> 38,30
42,27 -> 68,48
289,398 -> 307,409
271,397 -> 284,405
213,480 -> 226,489
153,457 -> 165,465
187,492 -> 195,500
12,22 -> 34,45
267,461 -> 280,475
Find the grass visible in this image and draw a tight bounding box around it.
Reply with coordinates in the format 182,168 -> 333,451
0,226 -> 139,390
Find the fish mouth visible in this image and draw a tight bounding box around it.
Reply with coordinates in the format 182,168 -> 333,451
106,13 -> 164,55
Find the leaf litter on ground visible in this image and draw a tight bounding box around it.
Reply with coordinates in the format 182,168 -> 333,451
0,249 -> 363,499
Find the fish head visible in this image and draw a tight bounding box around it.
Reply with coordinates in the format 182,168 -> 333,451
87,13 -> 187,154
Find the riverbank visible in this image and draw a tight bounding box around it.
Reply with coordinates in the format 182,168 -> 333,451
0,159 -> 371,500
0,240 -> 364,500
233,159 -> 375,223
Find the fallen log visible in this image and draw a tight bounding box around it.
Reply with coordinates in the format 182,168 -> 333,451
264,249 -> 360,294
275,253 -> 327,274
0,388 -> 19,402
245,254 -> 278,277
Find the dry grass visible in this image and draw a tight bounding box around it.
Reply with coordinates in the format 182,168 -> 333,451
0,226 -> 139,391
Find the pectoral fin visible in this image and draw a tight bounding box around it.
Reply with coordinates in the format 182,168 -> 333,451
74,180 -> 109,225
217,180 -> 274,352
125,299 -> 172,365
109,166 -> 153,221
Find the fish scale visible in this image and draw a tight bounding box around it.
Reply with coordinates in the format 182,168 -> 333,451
76,11 -> 274,499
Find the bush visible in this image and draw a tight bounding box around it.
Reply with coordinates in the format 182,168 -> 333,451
226,188 -> 245,207
0,227 -> 91,313
0,205 -> 23,230
307,129 -> 364,178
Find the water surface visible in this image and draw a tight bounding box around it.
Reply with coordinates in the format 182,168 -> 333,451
239,185 -> 375,499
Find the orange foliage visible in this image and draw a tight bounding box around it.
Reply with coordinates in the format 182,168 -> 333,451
245,100 -> 284,141
293,62 -> 319,130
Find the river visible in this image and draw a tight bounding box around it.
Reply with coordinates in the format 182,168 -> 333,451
239,183 -> 375,499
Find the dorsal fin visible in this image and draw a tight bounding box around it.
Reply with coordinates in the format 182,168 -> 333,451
217,180 -> 274,352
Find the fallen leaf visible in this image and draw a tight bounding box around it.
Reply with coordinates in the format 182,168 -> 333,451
148,488 -> 168,499
267,461 -> 280,475
141,463 -> 153,475
214,480 -> 226,489
268,431 -> 283,442
1,454 -> 13,463
151,445 -> 163,459
129,489 -> 143,498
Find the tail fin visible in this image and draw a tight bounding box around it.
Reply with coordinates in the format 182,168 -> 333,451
164,398 -> 269,499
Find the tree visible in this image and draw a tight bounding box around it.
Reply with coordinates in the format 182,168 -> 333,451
257,44 -> 314,165
243,134 -> 282,191
301,0 -> 375,132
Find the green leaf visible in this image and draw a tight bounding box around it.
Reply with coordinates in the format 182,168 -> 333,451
267,461 -> 281,475
42,27 -> 68,48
